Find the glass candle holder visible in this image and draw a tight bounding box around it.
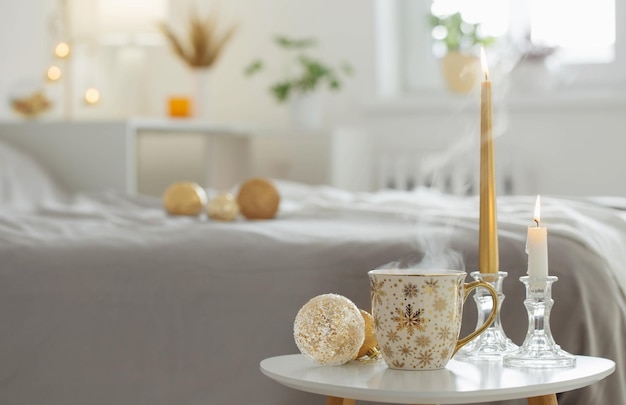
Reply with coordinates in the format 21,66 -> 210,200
504,276 -> 576,368
455,271 -> 519,360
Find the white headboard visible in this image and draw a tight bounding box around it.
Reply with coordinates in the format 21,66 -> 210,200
0,121 -> 135,193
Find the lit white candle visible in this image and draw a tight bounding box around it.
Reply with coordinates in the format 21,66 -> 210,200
527,195 -> 548,278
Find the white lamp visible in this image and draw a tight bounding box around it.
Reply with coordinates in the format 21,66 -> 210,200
97,0 -> 167,44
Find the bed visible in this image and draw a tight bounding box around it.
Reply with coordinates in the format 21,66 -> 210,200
0,137 -> 625,405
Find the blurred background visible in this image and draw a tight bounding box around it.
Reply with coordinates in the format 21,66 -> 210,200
0,0 -> 624,196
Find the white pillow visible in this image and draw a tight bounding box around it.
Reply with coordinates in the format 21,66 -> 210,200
0,140 -> 69,210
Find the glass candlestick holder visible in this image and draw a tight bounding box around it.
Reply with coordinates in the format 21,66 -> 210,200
455,271 -> 518,360
504,276 -> 576,368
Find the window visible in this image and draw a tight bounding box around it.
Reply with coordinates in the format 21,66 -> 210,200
528,0 -> 615,64
428,0 -> 615,63
393,0 -> 624,94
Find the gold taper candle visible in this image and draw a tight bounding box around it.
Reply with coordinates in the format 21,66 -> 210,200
479,47 -> 498,274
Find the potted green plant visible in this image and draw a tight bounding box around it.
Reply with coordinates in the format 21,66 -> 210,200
244,35 -> 353,129
428,12 -> 495,93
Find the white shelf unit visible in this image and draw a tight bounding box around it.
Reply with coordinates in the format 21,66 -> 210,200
0,119 -> 366,196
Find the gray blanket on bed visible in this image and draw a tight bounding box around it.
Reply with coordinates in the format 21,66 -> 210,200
0,182 -> 624,405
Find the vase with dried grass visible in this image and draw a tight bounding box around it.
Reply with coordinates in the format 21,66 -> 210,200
160,9 -> 236,120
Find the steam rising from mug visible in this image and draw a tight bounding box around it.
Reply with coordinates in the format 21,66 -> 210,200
380,221 -> 464,271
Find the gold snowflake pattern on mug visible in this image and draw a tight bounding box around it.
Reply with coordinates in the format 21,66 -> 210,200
370,278 -> 386,306
391,304 -> 427,335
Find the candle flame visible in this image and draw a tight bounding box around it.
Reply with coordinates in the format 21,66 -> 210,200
480,46 -> 489,81
533,195 -> 541,226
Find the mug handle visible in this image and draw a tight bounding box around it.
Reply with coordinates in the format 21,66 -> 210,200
452,280 -> 499,356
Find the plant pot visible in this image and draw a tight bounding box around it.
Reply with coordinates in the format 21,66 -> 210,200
441,51 -> 480,94
289,91 -> 323,130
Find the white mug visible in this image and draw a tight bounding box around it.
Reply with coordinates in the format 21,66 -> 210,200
368,269 -> 498,370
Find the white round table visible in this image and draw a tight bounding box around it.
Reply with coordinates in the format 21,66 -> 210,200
260,354 -> 614,405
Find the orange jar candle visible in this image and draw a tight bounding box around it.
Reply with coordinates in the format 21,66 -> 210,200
168,97 -> 191,118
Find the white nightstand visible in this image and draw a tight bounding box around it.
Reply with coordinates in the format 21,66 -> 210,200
260,354 -> 614,405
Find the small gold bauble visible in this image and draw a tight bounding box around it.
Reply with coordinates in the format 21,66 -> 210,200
236,177 -> 280,220
293,293 -> 365,366
357,309 -> 378,359
163,181 -> 207,216
207,193 -> 240,221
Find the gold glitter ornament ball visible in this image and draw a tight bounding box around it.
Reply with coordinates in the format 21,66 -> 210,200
357,309 -> 378,359
163,181 -> 207,216
293,293 -> 365,366
236,177 -> 280,220
207,193 -> 240,221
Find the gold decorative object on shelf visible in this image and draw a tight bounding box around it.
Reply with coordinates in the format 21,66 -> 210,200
159,8 -> 237,69
11,91 -> 53,118
163,181 -> 208,216
207,193 -> 240,221
236,177 -> 280,220
293,294 -> 365,366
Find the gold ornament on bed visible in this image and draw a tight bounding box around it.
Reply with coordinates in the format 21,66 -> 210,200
236,177 -> 280,220
207,193 -> 240,221
163,181 -> 208,216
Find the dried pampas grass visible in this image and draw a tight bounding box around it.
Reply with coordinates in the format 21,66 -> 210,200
160,7 -> 237,69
